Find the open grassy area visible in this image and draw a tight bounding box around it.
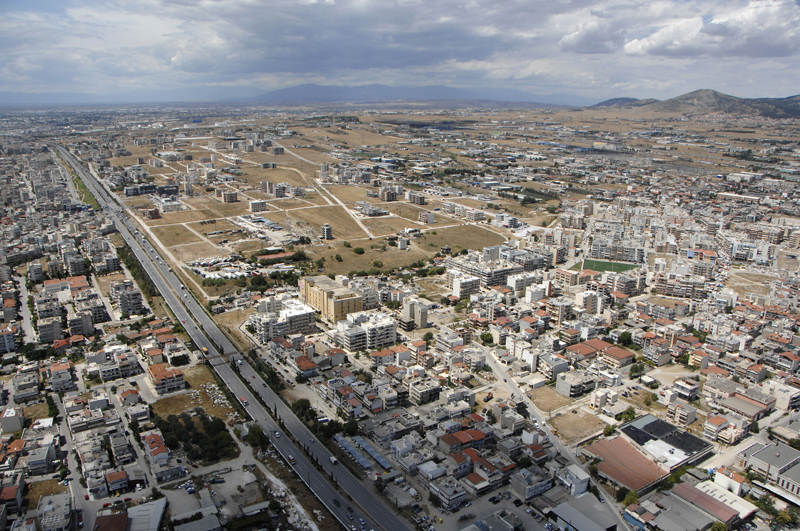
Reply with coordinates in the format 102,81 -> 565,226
551,410 -> 606,444
24,480 -> 68,508
578,259 -> 642,273
528,386 -> 571,412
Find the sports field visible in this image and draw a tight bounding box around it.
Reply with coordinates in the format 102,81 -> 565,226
574,259 -> 641,272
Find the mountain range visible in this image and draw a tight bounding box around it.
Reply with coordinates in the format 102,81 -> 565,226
1,85 -> 799,118
593,89 -> 800,118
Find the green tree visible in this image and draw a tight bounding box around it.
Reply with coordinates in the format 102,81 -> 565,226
618,332 -> 633,347
422,332 -> 434,342
623,490 -> 639,506
353,247 -> 365,255
710,523 -> 728,531
603,424 -> 617,437
615,488 -> 629,503
335,254 -> 343,262
480,332 -> 493,345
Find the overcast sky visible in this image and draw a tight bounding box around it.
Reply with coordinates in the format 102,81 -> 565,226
1,0 -> 799,102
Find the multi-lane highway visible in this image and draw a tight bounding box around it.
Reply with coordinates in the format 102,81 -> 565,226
54,146 -> 411,531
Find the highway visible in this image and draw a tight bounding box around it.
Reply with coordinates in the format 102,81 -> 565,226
54,146 -> 412,531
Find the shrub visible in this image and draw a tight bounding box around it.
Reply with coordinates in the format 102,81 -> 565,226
353,247 -> 365,255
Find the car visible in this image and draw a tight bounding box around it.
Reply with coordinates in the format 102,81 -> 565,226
310,438 -> 314,443
252,375 -> 255,378
124,497 -> 132,502
84,494 -> 89,500
191,463 -> 198,468
333,499 -> 341,507
263,383 -> 267,387
181,320 -> 185,323
503,378 -> 507,382
599,497 -> 604,503
103,503 -> 111,508
465,502 -> 472,508
347,507 -> 354,513
275,432 -> 280,438
359,519 -> 366,525
482,408 -> 487,413
513,499 -> 523,507
349,514 -> 353,521
177,459 -> 182,463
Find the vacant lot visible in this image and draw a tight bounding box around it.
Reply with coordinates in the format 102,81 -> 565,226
416,224 -> 507,252
24,402 -> 51,422
239,166 -> 309,188
144,208 -> 217,226
307,240 -> 430,276
551,411 -> 606,444
153,365 -> 237,421
152,225 -> 203,247
187,218 -> 239,235
170,241 -> 220,261
213,308 -> 255,350
24,480 -> 68,508
528,386 -> 571,412
97,272 -> 127,299
577,259 -> 641,273
323,185 -> 373,205
268,205 -> 368,240
266,198 -> 313,210
363,216 -> 417,236
390,203 -> 431,223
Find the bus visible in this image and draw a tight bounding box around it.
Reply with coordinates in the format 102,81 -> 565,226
317,417 -> 330,424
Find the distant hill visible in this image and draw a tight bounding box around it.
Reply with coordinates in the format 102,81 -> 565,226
592,97 -> 660,108
255,83 -> 601,108
595,89 -> 800,118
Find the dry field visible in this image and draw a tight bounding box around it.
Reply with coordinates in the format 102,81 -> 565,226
322,185 -> 373,205
96,272 -> 127,299
266,198 -> 314,210
388,203 -> 431,223
144,209 -> 217,226
153,365 -> 236,420
239,167 -> 310,188
187,219 -> 239,234
307,241 -> 430,276
362,216 -> 417,236
151,225 -> 203,247
24,480 -> 68,508
551,411 -> 606,444
213,309 -> 255,349
528,386 -> 571,412
268,205 -> 368,240
24,403 -> 51,422
415,225 -> 507,252
170,241 -> 220,261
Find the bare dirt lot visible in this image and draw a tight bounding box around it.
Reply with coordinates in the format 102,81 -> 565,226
551,410 -> 606,444
153,365 -> 239,422
268,205 -> 369,240
212,309 -> 255,350
307,240 -> 430,276
24,480 -> 68,508
416,224 -> 507,252
323,185 -> 373,205
528,386 -> 572,412
152,225 -> 203,247
362,216 -> 418,236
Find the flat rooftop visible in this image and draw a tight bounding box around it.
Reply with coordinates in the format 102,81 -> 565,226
585,437 -> 668,492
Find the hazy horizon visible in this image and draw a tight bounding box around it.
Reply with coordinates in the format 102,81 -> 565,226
2,0 -> 799,105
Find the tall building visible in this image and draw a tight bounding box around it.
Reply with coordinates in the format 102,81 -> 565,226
321,223 -> 333,240
299,275 -> 363,323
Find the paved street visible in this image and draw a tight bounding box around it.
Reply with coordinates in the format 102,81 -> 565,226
56,145 -> 412,531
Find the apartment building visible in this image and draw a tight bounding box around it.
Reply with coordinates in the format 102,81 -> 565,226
299,275 -> 363,323
147,364 -> 185,395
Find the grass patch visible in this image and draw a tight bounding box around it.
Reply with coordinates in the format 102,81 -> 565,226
579,259 -> 641,273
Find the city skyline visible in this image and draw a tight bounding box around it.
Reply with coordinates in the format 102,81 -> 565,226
2,0 -> 800,104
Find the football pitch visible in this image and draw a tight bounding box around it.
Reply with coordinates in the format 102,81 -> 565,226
576,259 -> 641,272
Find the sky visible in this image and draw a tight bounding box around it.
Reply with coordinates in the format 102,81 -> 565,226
1,0 -> 800,103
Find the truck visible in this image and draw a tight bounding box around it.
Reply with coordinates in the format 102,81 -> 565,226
288,455 -> 296,465
240,396 -> 248,406
201,347 -> 208,356
329,457 -> 338,464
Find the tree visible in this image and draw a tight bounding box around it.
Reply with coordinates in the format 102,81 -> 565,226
776,510 -> 795,526
480,332 -> 493,345
353,247 -> 365,255
422,332 -> 434,342
110,386 -> 117,394
335,254 -> 343,262
618,332 -> 633,347
603,424 -> 617,437
623,489 -> 639,506
615,488 -> 629,503
710,523 -> 727,531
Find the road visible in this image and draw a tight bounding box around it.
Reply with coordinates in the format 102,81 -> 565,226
479,344 -> 631,530
14,276 -> 35,343
54,146 -> 411,531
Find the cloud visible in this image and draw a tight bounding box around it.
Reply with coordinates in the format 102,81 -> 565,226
0,0 -> 800,101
